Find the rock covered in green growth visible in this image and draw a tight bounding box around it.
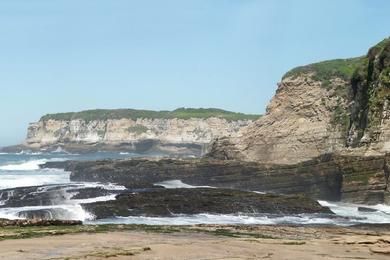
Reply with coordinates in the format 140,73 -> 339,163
347,37 -> 390,147
283,57 -> 367,84
40,108 -> 260,122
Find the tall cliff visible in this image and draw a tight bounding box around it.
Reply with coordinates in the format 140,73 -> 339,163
19,108 -> 258,154
210,38 -> 390,164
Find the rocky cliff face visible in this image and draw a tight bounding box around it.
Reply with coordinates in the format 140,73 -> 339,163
210,38 -> 390,165
20,108 -> 256,154
347,38 -> 390,153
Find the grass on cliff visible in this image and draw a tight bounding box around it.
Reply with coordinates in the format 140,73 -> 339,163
40,108 -> 260,122
283,56 -> 367,84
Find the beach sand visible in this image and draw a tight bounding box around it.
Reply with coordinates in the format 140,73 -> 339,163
1,225 -> 390,259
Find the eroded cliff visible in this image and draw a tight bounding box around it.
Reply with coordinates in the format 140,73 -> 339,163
210,37 -> 390,164
17,108 -> 258,154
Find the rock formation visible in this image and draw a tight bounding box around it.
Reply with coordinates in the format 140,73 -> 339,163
9,108 -> 257,155
209,38 -> 390,165
42,153 -> 390,205
82,189 -> 332,219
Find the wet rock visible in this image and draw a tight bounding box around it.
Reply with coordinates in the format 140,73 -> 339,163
17,208 -> 71,220
358,207 -> 378,213
0,185 -> 117,208
65,156 -> 343,201
82,188 -> 332,219
59,153 -> 390,204
0,218 -> 82,227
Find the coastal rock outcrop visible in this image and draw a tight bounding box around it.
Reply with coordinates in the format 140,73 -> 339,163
209,38 -> 390,165
0,218 -> 82,227
8,108 -> 257,155
42,153 -> 390,204
82,188 -> 332,219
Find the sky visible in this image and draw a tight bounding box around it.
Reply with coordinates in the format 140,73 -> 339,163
0,0 -> 390,146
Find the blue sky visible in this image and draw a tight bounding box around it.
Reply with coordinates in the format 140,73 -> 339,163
1,0 -> 390,145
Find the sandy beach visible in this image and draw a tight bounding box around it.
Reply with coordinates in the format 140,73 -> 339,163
1,225 -> 390,259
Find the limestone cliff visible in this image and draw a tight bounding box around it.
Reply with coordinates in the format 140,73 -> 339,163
18,108 -> 257,154
210,37 -> 390,164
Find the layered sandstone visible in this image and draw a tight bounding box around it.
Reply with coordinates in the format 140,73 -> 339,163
12,108 -> 257,155
210,38 -> 390,165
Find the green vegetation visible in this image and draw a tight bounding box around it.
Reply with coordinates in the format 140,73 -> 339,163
283,56 -> 367,84
379,67 -> 390,87
40,108 -> 260,122
127,124 -> 148,135
352,38 -> 390,130
0,224 -> 284,241
330,104 -> 350,135
0,224 -> 182,241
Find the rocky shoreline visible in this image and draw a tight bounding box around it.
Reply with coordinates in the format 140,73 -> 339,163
42,152 -> 390,205
0,218 -> 82,227
82,188 -> 331,219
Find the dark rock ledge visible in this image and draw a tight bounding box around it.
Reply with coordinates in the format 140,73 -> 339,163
82,188 -> 332,219
42,153 -> 390,204
0,218 -> 82,227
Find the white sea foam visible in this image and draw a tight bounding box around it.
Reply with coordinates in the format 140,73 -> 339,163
319,200 -> 390,224
0,157 -> 69,172
0,172 -> 70,189
90,213 -> 347,226
0,159 -> 47,171
77,182 -> 126,191
0,205 -> 94,221
154,180 -> 214,189
71,194 -> 118,204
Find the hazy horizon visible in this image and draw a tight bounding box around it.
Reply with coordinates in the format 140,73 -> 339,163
1,0 -> 390,146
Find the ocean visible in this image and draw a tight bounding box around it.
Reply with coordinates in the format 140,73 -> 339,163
0,151 -> 390,226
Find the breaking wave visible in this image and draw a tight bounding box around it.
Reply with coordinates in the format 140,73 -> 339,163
0,159 -> 48,171
90,213 -> 347,226
154,180 -> 215,189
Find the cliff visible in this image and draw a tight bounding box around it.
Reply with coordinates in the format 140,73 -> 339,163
210,37 -> 390,164
16,108 -> 258,154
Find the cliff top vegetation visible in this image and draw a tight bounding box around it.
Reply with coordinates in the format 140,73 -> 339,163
40,108 -> 260,122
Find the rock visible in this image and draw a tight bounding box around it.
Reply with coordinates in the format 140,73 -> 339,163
358,207 -> 378,213
0,218 -> 82,227
6,108 -> 256,155
61,153 -> 390,204
82,188 -> 332,219
208,38 -> 390,165
208,74 -> 350,164
64,156 -> 343,201
17,208 -> 71,220
0,185 -> 118,208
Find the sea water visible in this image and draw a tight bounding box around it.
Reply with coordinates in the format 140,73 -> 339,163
1,151 -> 390,226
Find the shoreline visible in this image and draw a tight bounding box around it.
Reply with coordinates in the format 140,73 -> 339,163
1,223 -> 390,259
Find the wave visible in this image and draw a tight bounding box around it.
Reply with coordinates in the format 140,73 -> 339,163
0,159 -> 48,171
319,200 -> 390,224
90,213 -> 349,226
0,205 -> 93,221
71,194 -> 118,204
0,172 -> 70,189
0,157 -> 70,171
154,180 -> 215,189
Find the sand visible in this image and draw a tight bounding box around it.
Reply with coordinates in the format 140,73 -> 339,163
0,225 -> 390,259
